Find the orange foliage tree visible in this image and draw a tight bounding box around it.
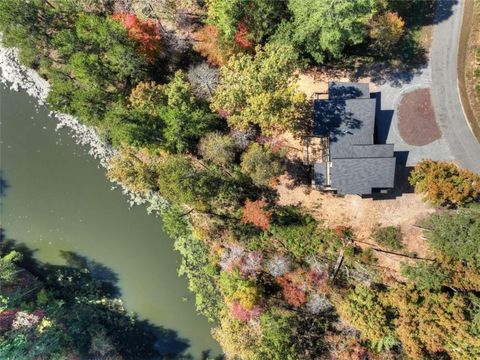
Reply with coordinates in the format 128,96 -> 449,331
193,24 -> 232,65
112,13 -> 161,63
277,270 -> 308,307
369,11 -> 405,52
383,285 -> 480,359
241,199 -> 272,231
409,160 -> 480,207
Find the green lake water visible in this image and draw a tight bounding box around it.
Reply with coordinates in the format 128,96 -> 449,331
0,85 -> 221,358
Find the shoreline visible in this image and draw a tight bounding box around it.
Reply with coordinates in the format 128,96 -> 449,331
0,42 -> 167,213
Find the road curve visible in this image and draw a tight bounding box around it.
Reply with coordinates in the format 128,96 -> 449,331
430,0 -> 480,173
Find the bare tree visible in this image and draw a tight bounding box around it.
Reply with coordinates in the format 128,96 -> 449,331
187,62 -> 220,100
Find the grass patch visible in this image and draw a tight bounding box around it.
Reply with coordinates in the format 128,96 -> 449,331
372,226 -> 403,251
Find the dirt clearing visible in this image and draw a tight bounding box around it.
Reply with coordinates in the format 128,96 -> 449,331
275,175 -> 436,276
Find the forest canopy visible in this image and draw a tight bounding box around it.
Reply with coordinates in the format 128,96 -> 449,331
1,0 -> 477,359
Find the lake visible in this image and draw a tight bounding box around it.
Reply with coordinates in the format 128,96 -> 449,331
0,84 -> 221,358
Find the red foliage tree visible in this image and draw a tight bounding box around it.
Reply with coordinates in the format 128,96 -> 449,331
235,22 -> 253,49
230,301 -> 262,322
0,309 -> 18,331
277,273 -> 307,307
309,268 -> 328,288
241,199 -> 272,231
335,225 -> 353,241
112,13 -> 161,63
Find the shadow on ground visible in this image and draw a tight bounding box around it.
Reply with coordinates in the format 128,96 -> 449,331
373,92 -> 394,144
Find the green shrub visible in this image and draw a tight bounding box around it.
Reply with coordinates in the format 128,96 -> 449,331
372,226 -> 403,251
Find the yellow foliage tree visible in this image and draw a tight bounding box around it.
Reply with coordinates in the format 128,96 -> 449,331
106,146 -> 161,194
212,309 -> 262,360
383,285 -> 480,359
369,11 -> 405,52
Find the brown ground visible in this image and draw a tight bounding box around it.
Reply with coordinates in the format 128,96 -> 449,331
275,175 -> 435,277
296,71 -> 376,99
398,88 -> 441,146
459,0 -> 480,142
290,70 -> 438,278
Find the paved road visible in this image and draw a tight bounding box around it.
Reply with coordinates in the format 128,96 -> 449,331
430,0 -> 480,173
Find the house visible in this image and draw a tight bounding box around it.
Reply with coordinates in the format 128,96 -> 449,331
309,82 -> 396,195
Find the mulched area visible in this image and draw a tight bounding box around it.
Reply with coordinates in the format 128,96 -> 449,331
398,88 -> 442,146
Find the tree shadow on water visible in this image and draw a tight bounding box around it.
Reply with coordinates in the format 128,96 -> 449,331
0,171 -> 9,198
0,230 -> 203,360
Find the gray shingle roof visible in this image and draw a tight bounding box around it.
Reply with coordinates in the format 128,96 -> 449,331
331,157 -> 396,195
328,82 -> 370,99
312,82 -> 396,195
351,144 -> 394,158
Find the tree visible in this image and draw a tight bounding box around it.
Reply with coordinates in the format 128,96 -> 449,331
400,262 -> 449,291
277,272 -> 307,307
212,309 -> 262,359
156,155 -> 212,211
369,11 -> 405,53
424,208 -> 480,269
0,251 -> 22,284
187,62 -> 220,100
48,14 -> 146,124
198,132 -> 237,166
244,0 -> 287,44
240,143 -> 285,187
409,160 -> 480,207
257,308 -> 298,360
117,72 -> 219,151
112,12 -> 162,63
384,285 -> 480,359
234,22 -> 253,49
241,199 -> 272,231
106,146 -> 160,194
206,0 -> 287,47
219,269 -> 260,310
274,0 -> 379,63
170,218 -> 223,322
0,0 -> 50,66
156,154 -> 238,211
206,0 -> 243,46
102,101 -> 163,146
337,285 -> 396,352
128,80 -> 166,111
211,43 -> 306,134
193,24 -> 231,65
161,71 -> 220,153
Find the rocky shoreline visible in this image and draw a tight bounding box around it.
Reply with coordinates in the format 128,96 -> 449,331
0,43 -> 167,213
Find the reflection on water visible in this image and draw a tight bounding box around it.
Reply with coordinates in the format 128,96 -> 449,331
0,85 -> 221,358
